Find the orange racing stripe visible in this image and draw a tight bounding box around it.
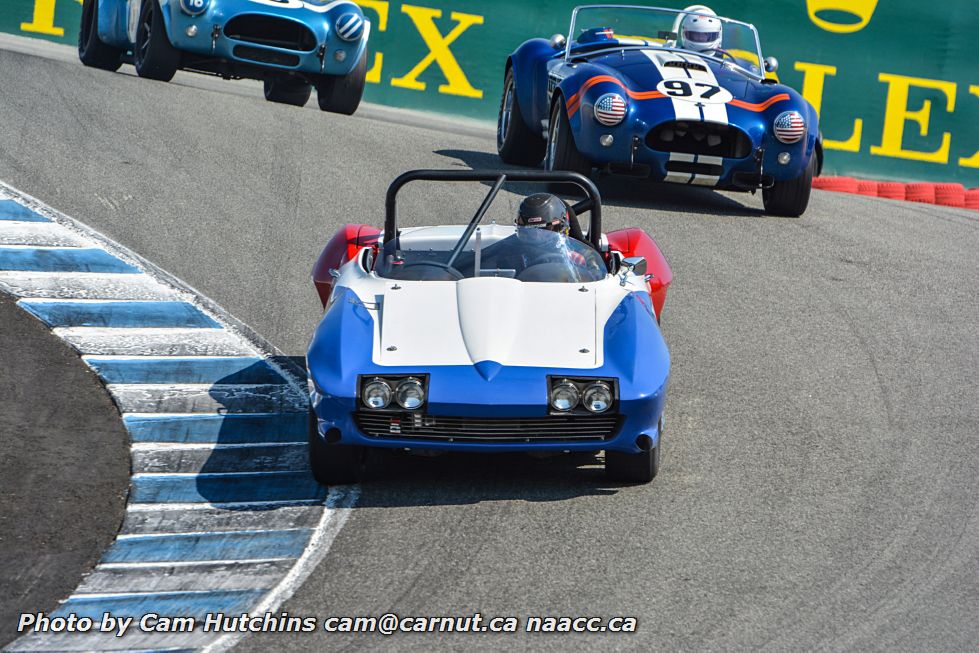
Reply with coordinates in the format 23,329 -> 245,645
728,94 -> 791,112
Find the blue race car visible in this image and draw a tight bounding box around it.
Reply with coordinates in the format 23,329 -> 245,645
78,0 -> 370,114
498,4 -> 823,216
307,170 -> 673,484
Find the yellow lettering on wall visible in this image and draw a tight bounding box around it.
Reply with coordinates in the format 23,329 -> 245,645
21,0 -> 80,37
871,73 -> 956,164
390,6 -> 484,99
958,85 -> 979,168
354,0 -> 388,84
793,61 -> 862,152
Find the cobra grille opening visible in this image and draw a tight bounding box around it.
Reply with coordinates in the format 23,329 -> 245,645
354,412 -> 621,443
232,45 -> 301,67
646,121 -> 752,158
225,15 -> 317,52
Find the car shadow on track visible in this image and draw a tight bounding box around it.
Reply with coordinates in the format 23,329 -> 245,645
434,148 -> 765,219
194,359 -> 625,509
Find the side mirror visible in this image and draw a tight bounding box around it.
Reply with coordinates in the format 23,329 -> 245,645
549,33 -> 567,50
621,256 -> 647,276
328,268 -> 341,280
764,56 -> 779,73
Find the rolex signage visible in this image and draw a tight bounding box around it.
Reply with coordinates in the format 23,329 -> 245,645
0,0 -> 975,184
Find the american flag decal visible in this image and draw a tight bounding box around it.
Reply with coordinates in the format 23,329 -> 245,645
774,111 -> 806,144
594,93 -> 627,126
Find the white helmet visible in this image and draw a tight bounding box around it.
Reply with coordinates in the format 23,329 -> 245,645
680,7 -> 722,52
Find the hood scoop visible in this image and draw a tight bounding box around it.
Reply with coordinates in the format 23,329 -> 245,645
663,59 -> 706,72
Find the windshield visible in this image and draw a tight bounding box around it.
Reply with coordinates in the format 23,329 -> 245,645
567,5 -> 764,77
376,228 -> 607,283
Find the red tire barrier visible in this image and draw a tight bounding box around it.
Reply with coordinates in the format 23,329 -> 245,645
905,183 -> 936,204
933,183 -> 966,208
965,189 -> 979,210
813,176 -> 859,193
877,182 -> 907,201
856,180 -> 879,197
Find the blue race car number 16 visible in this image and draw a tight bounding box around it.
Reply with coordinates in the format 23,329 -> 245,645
655,79 -> 733,105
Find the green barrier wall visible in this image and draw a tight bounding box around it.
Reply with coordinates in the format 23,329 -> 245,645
2,0 -> 976,184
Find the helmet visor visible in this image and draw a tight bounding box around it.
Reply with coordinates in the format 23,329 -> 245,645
684,29 -> 720,43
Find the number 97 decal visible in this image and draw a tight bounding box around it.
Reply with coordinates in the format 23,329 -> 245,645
655,79 -> 733,105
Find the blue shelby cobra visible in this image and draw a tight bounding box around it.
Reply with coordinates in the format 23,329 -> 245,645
78,0 -> 370,114
307,170 -> 673,485
498,4 -> 823,216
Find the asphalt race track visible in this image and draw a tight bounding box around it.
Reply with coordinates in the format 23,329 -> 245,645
0,37 -> 977,652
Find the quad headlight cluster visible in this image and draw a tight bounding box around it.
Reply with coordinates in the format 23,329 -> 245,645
548,377 -> 616,414
360,375 -> 428,410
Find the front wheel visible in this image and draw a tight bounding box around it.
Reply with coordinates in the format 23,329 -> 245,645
763,154 -> 814,217
308,410 -> 364,485
264,77 -> 312,107
316,52 -> 367,115
78,0 -> 123,71
497,68 -> 546,166
133,0 -> 179,82
545,95 -> 592,176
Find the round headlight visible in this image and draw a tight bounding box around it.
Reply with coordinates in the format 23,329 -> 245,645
335,12 -> 366,42
395,378 -> 425,410
773,110 -> 806,144
550,381 -> 580,412
362,379 -> 391,409
582,382 -> 613,413
593,93 -> 627,126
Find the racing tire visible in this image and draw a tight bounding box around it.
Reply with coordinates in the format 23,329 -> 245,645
134,0 -> 180,82
78,0 -> 123,71
316,51 -> 367,115
763,153 -> 814,217
605,422 -> 662,484
308,410 -> 364,485
497,68 -> 546,166
264,77 -> 313,107
544,95 -> 592,177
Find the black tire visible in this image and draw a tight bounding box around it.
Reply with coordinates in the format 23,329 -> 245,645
497,67 -> 546,166
134,0 -> 179,82
545,95 -> 592,176
605,422 -> 662,483
264,77 -> 313,107
763,153 -> 814,217
78,0 -> 123,71
316,51 -> 367,115
308,410 -> 364,485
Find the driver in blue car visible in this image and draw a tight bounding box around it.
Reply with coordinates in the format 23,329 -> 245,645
678,6 -> 723,55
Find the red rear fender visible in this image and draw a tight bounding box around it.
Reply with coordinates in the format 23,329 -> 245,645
606,228 -> 672,319
312,224 -> 381,307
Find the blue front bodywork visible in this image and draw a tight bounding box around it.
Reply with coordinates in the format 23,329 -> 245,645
509,40 -> 819,188
96,0 -> 367,77
307,287 -> 670,454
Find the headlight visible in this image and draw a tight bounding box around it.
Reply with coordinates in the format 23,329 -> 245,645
773,110 -> 806,144
395,378 -> 425,410
593,93 -> 627,126
549,380 -> 580,412
335,13 -> 366,41
179,0 -> 209,17
362,379 -> 392,409
582,382 -> 613,413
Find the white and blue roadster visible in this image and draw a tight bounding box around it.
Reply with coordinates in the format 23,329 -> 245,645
307,170 -> 673,484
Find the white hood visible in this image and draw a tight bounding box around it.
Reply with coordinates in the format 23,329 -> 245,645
365,276 -> 627,369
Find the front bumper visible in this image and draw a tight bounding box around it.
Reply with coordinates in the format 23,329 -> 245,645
164,4 -> 367,76
310,384 -> 667,455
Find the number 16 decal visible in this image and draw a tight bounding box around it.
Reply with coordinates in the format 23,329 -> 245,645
656,79 -> 733,104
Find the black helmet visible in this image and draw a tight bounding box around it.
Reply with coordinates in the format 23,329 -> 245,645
517,193 -> 570,235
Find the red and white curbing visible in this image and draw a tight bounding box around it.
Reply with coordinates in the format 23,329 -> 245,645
813,177 -> 979,210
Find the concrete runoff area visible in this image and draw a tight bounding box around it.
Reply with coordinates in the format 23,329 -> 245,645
0,41 -> 976,652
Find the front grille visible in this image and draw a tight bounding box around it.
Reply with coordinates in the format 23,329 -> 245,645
354,412 -> 621,443
225,15 -> 317,52
232,45 -> 300,67
647,121 -> 752,158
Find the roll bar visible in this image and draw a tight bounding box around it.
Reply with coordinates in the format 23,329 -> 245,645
384,169 -> 603,251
